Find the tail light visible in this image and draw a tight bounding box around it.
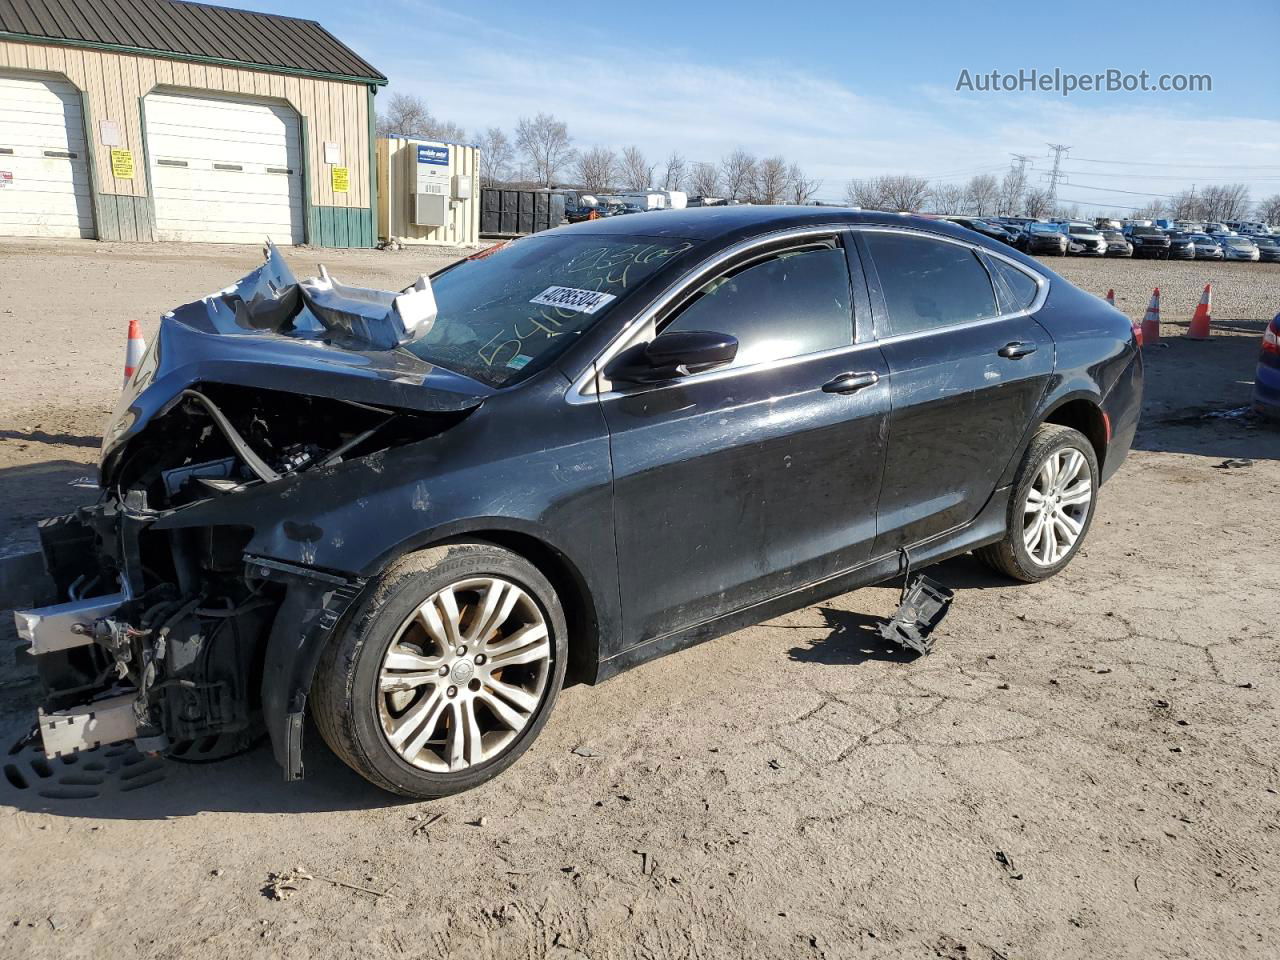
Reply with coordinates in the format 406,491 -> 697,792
1262,321 -> 1280,356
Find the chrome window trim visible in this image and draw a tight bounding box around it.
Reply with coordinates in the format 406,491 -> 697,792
566,222 -> 1051,405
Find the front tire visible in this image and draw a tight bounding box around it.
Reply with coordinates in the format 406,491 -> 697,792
313,543 -> 567,798
976,424 -> 1099,583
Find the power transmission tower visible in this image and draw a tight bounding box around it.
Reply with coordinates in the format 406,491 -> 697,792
1044,143 -> 1071,202
1009,153 -> 1032,175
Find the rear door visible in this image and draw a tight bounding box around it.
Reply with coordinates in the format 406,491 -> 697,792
858,229 -> 1054,553
600,232 -> 891,647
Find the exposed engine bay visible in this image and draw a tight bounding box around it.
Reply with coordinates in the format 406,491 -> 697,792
15,246 -> 485,774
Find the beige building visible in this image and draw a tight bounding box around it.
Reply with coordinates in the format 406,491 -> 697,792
0,0 -> 385,246
377,136 -> 480,247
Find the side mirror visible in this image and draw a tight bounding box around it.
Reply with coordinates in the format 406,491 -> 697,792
604,330 -> 738,385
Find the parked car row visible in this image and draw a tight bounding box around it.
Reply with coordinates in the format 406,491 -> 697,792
962,215 -> 1280,263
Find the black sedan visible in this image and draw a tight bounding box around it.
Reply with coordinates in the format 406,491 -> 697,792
1165,232 -> 1198,260
1017,223 -> 1069,256
1248,235 -> 1280,263
19,208 -> 1143,799
941,215 -> 1018,245
1103,230 -> 1132,257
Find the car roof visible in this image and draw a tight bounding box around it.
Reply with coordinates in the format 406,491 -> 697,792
536,204 -> 993,245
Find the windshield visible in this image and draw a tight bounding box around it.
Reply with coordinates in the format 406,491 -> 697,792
1029,224 -> 1058,234
406,234 -> 697,387
1067,226 -> 1094,235
1104,232 -> 1125,240
1226,237 -> 1253,247
1131,228 -> 1163,236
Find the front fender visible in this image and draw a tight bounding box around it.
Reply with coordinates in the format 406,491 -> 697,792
253,557 -> 366,780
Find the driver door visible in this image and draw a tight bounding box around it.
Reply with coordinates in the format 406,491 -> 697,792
599,235 -> 892,649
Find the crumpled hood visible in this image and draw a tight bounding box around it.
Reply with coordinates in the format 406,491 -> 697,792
102,246 -> 490,472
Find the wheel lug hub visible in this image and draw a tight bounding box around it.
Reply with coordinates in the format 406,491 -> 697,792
447,685 -> 457,698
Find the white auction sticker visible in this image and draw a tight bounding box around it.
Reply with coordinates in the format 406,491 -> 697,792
530,286 -> 616,314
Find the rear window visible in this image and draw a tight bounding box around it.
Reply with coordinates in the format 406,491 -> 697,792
988,258 -> 1040,313
408,234 -> 696,387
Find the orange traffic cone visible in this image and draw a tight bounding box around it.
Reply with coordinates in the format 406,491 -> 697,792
1186,283 -> 1212,340
124,318 -> 145,385
1105,288 -> 1116,307
1141,288 -> 1161,345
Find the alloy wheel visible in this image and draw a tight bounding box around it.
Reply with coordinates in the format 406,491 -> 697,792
1022,447 -> 1093,566
376,576 -> 552,773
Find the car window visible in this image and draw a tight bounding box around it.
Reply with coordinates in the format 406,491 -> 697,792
863,231 -> 999,336
659,244 -> 853,368
987,257 -> 1040,313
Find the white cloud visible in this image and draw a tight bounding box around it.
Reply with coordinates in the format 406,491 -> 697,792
353,4 -> 1280,206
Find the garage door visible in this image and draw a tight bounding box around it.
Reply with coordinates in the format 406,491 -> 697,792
0,75 -> 94,238
144,92 -> 304,245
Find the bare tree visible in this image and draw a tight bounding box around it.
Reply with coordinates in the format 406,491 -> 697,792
515,113 -> 575,187
964,174 -> 1000,216
690,162 -> 721,197
879,174 -> 930,211
1257,194 -> 1280,225
787,163 -> 821,205
574,146 -> 618,193
618,146 -> 656,190
662,151 -> 686,192
476,127 -> 514,186
376,92 -> 466,141
845,178 -> 885,209
1169,189 -> 1204,220
1199,183 -> 1251,221
927,182 -> 967,214
755,155 -> 790,204
1022,187 -> 1055,218
997,166 -> 1028,216
1132,199 -> 1167,220
720,149 -> 757,201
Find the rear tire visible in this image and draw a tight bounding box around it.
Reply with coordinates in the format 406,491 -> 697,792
313,543 -> 567,798
976,424 -> 1099,583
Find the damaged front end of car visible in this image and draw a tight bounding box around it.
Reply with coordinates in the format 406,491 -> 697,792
15,244 -> 488,778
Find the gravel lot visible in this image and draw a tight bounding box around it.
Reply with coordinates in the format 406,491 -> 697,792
0,238 -> 1277,960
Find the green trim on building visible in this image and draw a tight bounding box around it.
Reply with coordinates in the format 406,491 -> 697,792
315,206 -> 373,248
77,86 -> 101,240
300,117 -> 316,245
367,85 -> 379,247
135,95 -> 156,241
95,194 -> 153,242
0,31 -> 387,86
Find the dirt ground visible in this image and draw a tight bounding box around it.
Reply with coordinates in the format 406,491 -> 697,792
0,238 -> 1278,960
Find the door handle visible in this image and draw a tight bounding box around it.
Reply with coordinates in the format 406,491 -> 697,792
998,341 -> 1038,359
822,371 -> 880,394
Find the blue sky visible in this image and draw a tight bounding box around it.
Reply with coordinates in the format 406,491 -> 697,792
224,0 -> 1280,211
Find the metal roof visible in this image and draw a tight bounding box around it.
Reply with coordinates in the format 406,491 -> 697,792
0,0 -> 386,83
